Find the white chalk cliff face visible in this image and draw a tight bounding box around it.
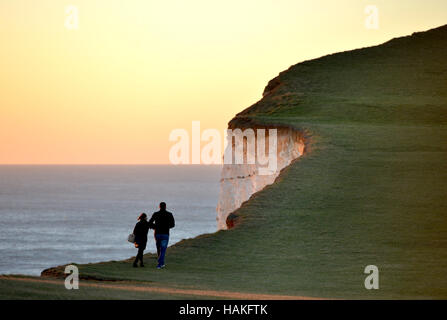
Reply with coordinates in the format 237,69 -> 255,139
216,127 -> 305,230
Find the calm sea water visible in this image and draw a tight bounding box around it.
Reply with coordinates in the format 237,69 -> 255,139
0,165 -> 221,275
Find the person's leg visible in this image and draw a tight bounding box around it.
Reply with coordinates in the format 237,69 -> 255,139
138,247 -> 145,266
133,247 -> 141,267
155,235 -> 161,257
157,235 -> 169,267
155,234 -> 162,266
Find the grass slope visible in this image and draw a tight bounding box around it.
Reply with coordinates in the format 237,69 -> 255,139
7,24 -> 447,299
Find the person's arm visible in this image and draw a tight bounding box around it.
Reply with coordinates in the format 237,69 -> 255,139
170,213 -> 175,229
133,223 -> 139,243
148,213 -> 156,229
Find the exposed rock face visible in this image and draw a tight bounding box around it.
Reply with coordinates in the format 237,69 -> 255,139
216,127 -> 305,230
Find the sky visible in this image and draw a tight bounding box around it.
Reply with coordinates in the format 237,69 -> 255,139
1,0 -> 446,164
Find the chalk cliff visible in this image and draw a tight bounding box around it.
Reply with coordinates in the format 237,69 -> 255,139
216,126 -> 305,229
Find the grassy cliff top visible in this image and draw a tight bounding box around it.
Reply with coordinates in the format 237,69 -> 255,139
7,24 -> 447,299
232,24 -> 447,128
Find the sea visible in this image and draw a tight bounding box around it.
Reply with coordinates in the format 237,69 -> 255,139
0,165 -> 222,275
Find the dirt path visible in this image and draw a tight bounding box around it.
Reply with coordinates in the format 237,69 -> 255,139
0,276 -> 324,300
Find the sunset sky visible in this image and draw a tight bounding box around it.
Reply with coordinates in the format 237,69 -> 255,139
1,0 -> 446,164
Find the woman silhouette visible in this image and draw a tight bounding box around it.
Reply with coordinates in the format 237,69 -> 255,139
132,213 -> 150,267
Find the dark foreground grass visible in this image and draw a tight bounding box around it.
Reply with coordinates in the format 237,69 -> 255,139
4,25 -> 447,299
0,276 -> 220,300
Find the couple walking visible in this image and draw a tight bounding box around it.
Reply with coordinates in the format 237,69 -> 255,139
133,202 -> 175,269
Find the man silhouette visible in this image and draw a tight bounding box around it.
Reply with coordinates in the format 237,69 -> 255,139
149,202 -> 175,269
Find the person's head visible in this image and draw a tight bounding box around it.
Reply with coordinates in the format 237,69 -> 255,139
159,202 -> 166,211
138,213 -> 147,221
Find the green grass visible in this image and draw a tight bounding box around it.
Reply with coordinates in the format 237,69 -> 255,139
4,24 -> 447,299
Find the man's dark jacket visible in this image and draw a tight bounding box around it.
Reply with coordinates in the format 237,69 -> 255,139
149,210 -> 175,235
